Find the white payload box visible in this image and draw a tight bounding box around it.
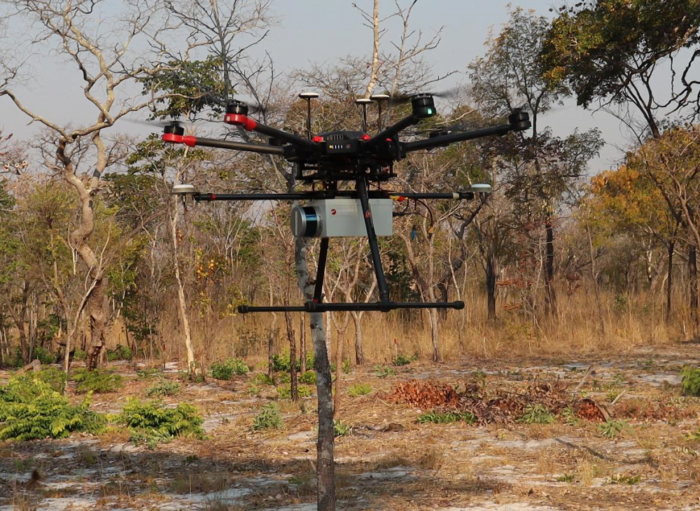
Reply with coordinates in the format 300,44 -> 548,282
290,198 -> 393,238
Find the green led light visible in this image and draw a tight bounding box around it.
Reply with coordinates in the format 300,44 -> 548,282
427,108 -> 434,115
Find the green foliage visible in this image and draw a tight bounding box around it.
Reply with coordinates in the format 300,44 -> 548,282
299,370 -> 317,385
210,358 -> 249,380
137,368 -> 162,379
32,346 -> 56,365
333,420 -> 352,437
37,368 -> 67,393
252,373 -> 275,386
556,473 -> 575,483
348,383 -> 372,397
277,385 -> 312,399
252,402 -> 283,431
146,380 -> 181,397
73,349 -> 87,362
681,367 -> 700,396
71,369 -> 124,394
417,410 -> 476,424
106,344 -> 132,361
560,406 -> 579,426
392,354 -> 414,366
518,404 -> 555,424
118,399 -> 204,447
374,365 -> 396,378
609,474 -> 641,485
543,0 -> 700,110
598,419 -> 628,438
342,360 -> 352,374
0,375 -> 104,441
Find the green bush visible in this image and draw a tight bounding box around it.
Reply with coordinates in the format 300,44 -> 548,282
417,411 -> 476,424
518,404 -> 554,424
374,365 -> 396,378
73,349 -> 87,362
0,375 -> 105,441
392,354 -> 413,366
71,369 -> 123,394
33,347 -> 57,365
37,368 -> 67,393
681,367 -> 700,396
277,384 -> 313,399
299,370 -> 317,384
211,358 -> 249,380
252,402 -> 283,431
334,419 -> 352,437
118,399 -> 204,446
348,383 -> 372,397
106,344 -> 132,361
271,351 -> 315,372
146,381 -> 181,397
137,368 -> 162,379
252,373 -> 275,386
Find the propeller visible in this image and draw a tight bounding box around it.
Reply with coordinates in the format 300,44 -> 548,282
385,87 -> 465,105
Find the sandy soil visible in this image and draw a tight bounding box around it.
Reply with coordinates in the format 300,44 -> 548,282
1,344 -> 700,510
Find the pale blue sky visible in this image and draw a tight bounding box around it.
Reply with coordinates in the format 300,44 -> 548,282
1,0 -> 631,173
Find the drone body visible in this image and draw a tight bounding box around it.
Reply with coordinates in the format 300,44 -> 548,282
165,92 -> 531,314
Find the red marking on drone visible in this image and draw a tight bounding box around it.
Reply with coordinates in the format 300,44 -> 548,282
365,211 -> 371,218
331,209 -> 337,215
360,134 -> 370,141
211,194 -> 217,201
182,136 -> 197,147
312,136 -> 324,143
224,114 -> 257,131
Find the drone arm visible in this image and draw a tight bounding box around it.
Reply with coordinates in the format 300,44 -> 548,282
162,133 -> 285,156
402,109 -> 531,154
402,123 -> 513,153
364,114 -> 418,147
225,113 -> 318,152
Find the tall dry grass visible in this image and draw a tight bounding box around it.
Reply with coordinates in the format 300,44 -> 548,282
106,284 -> 693,367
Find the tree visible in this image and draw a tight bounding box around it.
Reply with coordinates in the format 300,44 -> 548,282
0,0 -> 190,368
543,0 -> 700,139
469,7 -> 602,318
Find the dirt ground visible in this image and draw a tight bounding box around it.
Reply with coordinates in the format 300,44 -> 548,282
2,344 -> 700,510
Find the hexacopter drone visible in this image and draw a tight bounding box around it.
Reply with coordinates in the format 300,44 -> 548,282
164,92 -> 530,314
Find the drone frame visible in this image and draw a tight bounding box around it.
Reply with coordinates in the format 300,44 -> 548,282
164,93 -> 531,314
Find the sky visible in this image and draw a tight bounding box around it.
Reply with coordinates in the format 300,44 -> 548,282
0,0 -> 632,174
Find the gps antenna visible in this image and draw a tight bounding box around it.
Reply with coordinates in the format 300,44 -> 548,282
299,91 -> 319,140
370,93 -> 390,131
355,98 -> 372,133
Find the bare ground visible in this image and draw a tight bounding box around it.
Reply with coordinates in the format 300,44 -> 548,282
2,344 -> 700,510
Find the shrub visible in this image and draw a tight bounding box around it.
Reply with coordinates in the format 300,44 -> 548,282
37,368 -> 67,393
33,347 -> 57,365
252,373 -> 275,386
73,349 -> 87,362
71,369 -> 123,394
392,354 -> 413,366
518,404 -> 555,424
348,383 -> 372,397
210,358 -> 249,380
299,370 -> 317,384
333,420 -> 352,437
598,419 -> 628,438
271,351 -> 315,372
106,344 -> 132,361
417,411 -> 476,424
681,367 -> 700,396
137,368 -> 162,379
277,385 -> 313,399
0,375 -> 105,441
118,399 -> 204,446
252,402 -> 283,431
146,381 -> 181,397
342,360 -> 351,374
374,365 -> 396,379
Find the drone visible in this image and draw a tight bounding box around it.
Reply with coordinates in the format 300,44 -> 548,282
164,92 -> 531,314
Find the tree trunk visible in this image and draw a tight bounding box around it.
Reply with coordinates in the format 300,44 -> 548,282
586,225 -> 605,336
285,311 -> 298,401
300,315 -> 307,374
486,253 -> 498,321
690,244 -> 699,340
294,237 -> 334,510
334,327 -> 344,413
170,204 -> 196,375
351,311 -> 364,365
544,219 -> 557,317
666,240 -> 675,323
428,308 -> 440,362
